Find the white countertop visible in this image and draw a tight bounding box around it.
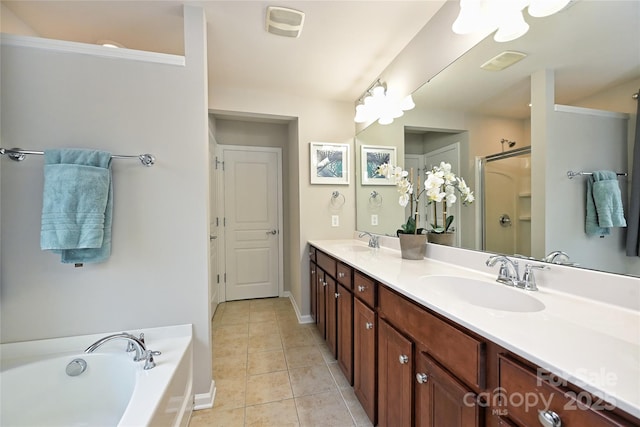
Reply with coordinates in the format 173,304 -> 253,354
309,239 -> 640,419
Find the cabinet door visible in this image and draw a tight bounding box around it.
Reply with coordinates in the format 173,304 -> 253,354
310,260 -> 317,322
316,269 -> 326,339
326,275 -> 337,358
337,283 -> 353,385
354,298 -> 377,425
378,319 -> 413,427
415,352 -> 480,427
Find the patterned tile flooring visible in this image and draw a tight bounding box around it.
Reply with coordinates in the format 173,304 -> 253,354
188,297 -> 373,427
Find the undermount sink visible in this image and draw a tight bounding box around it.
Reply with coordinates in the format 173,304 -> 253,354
335,244 -> 374,253
422,275 -> 545,313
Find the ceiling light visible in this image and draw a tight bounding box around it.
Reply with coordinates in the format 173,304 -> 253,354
266,6 -> 305,38
452,0 -> 569,43
527,0 -> 571,17
480,51 -> 527,71
354,80 -> 415,125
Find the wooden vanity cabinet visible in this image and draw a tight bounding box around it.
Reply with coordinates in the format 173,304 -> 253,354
498,355 -> 635,427
415,351 -> 480,427
378,318 -> 413,427
309,247 -> 317,322
354,297 -> 377,425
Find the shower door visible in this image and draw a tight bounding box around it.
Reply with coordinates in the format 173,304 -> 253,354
481,148 -> 531,257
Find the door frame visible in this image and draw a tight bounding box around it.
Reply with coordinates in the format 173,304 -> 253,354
216,144 -> 284,302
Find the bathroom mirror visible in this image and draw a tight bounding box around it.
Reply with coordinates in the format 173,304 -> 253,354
356,0 -> 640,276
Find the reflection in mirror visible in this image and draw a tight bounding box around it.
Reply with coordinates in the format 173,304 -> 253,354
355,0 -> 640,276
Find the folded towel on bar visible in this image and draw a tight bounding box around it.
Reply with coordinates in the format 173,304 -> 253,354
40,149 -> 113,264
585,170 -> 626,236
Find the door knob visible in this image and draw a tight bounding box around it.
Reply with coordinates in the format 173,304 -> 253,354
266,229 -> 277,235
209,235 -> 217,240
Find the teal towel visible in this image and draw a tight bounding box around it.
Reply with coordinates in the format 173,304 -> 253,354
41,149 -> 113,264
586,170 -> 626,236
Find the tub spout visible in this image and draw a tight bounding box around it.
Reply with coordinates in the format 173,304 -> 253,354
85,332 -> 147,362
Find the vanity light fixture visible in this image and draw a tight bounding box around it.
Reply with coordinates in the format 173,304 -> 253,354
453,0 -> 572,42
354,80 -> 415,125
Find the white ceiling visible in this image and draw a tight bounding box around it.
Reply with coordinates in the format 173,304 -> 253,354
1,0 -> 445,103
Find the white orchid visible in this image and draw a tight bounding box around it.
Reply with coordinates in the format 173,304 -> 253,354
424,162 -> 475,233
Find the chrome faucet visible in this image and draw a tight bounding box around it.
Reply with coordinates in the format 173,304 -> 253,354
543,250 -> 576,265
85,332 -> 160,370
358,231 -> 379,248
486,255 -> 521,287
486,255 -> 548,291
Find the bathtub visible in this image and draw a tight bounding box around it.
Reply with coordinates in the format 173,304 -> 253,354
0,324 -> 193,427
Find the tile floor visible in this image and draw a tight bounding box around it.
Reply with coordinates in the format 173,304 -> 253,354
188,297 -> 373,427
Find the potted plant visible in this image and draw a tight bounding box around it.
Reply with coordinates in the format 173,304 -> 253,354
376,164 -> 427,259
424,161 -> 475,245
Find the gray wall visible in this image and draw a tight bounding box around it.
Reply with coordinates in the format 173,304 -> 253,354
0,7 -> 213,396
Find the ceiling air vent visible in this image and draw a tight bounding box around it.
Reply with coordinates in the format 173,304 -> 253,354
266,6 -> 305,38
480,51 -> 527,71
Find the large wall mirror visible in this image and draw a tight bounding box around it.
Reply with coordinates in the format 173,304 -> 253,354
356,0 -> 640,276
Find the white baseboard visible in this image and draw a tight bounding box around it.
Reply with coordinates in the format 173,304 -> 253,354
193,380 -> 215,410
285,291 -> 314,324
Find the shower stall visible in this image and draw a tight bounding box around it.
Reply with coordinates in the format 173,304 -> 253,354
479,147 -> 532,256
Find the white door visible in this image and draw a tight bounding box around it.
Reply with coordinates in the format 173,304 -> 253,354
222,147 -> 282,301
208,134 -> 219,319
424,143 -> 461,246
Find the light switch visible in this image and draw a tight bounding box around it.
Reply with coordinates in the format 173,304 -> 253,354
331,215 -> 339,227
371,214 -> 378,226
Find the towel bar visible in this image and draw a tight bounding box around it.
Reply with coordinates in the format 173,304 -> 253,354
567,170 -> 627,179
0,147 -> 155,167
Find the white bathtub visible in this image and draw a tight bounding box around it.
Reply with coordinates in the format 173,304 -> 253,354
0,324 -> 193,427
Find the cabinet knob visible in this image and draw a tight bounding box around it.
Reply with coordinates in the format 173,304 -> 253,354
416,373 -> 429,384
358,285 -> 366,292
399,354 -> 409,364
322,281 -> 327,287
311,269 -> 315,275
335,292 -> 340,299
365,322 -> 374,330
538,410 -> 561,427
338,272 -> 345,278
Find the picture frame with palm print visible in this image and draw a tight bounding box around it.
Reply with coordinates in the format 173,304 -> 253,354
361,145 -> 396,185
310,142 -> 350,185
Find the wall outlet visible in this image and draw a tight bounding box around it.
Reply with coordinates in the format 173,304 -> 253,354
371,214 -> 378,226
331,215 -> 339,227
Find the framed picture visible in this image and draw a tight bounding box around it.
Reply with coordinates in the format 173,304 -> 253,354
361,145 -> 396,185
310,142 -> 350,185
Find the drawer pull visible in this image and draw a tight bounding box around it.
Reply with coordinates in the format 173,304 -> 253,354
358,285 -> 366,292
538,410 -> 561,427
365,322 -> 374,330
335,292 -> 340,299
322,280 -> 327,287
399,354 -> 409,364
338,272 -> 345,278
416,373 -> 428,384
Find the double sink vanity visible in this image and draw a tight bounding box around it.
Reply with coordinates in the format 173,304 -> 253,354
308,238 -> 639,427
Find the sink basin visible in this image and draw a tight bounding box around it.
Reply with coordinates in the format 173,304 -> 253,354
422,276 -> 545,312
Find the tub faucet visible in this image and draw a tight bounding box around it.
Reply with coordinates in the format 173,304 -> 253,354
85,332 -> 160,370
358,231 -> 379,248
486,255 -> 520,287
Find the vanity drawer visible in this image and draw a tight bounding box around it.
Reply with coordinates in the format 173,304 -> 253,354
337,261 -> 353,290
378,285 -> 485,390
498,355 -> 627,427
317,250 -> 336,278
354,271 -> 376,308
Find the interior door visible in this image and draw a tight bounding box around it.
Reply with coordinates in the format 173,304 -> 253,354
223,147 -> 281,301
424,143 -> 461,246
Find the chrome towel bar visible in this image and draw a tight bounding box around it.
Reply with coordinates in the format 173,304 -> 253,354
0,147 -> 155,167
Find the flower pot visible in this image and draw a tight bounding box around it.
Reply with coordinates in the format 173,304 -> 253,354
398,233 -> 427,260
427,232 -> 455,246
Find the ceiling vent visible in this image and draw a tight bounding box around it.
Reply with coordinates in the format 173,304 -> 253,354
480,51 -> 527,71
266,6 -> 305,38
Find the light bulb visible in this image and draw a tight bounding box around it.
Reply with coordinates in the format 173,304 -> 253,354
400,94 -> 415,111
452,0 -> 484,34
493,7 -> 529,42
354,104 -> 368,123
